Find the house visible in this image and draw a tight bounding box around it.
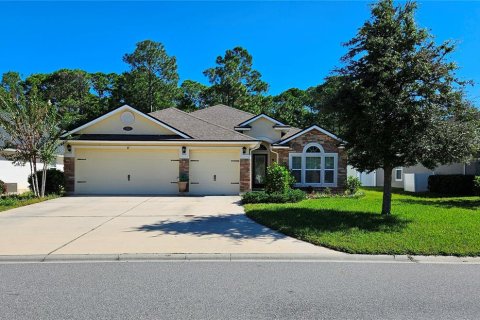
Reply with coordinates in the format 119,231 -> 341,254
348,159 -> 480,192
62,104 -> 347,195
0,128 -> 64,193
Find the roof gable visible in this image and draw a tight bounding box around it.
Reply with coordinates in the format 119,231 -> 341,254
278,125 -> 344,144
237,114 -> 286,127
63,105 -> 191,138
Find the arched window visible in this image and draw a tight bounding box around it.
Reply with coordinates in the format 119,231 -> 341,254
289,143 -> 338,187
306,146 -> 321,153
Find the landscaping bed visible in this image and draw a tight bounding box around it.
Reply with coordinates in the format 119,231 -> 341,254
0,193 -> 60,213
244,188 -> 480,256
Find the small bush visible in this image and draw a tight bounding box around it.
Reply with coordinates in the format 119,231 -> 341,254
474,176 -> 480,196
346,176 -> 362,194
0,180 -> 5,194
265,162 -> 295,193
28,168 -> 65,195
428,175 -> 475,196
242,189 -> 306,204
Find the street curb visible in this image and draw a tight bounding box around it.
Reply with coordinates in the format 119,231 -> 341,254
1,253 -> 479,264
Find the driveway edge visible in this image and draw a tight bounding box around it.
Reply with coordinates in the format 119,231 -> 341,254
1,253 -> 479,264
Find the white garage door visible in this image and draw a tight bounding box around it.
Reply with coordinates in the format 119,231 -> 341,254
189,150 -> 240,195
75,148 -> 179,195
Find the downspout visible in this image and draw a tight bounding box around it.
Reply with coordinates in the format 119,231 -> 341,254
269,146 -> 279,163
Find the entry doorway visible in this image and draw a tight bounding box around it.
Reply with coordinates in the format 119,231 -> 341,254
252,154 -> 268,189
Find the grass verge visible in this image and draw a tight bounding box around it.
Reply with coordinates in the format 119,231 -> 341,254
244,188 -> 480,256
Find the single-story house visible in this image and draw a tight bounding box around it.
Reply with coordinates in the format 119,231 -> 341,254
348,159 -> 480,192
62,104 -> 347,195
0,128 -> 64,193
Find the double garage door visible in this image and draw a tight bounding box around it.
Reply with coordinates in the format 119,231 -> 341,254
74,148 -> 240,195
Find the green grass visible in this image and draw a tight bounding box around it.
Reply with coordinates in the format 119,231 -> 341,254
0,194 -> 60,212
244,188 -> 480,256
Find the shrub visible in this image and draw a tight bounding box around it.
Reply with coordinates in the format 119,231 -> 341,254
242,189 -> 306,204
28,168 -> 65,195
265,162 -> 295,193
0,180 -> 5,194
428,175 -> 475,196
346,176 -> 362,194
474,176 -> 480,196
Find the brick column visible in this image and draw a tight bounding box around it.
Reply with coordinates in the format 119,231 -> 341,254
240,158 -> 251,192
179,159 -> 189,192
64,157 -> 75,193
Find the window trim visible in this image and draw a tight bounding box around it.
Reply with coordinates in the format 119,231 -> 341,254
288,143 -> 338,187
395,167 -> 403,181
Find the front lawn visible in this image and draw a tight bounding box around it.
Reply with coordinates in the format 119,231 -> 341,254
0,193 -> 60,213
245,188 -> 480,256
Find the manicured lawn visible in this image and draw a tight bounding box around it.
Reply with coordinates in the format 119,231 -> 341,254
244,188 -> 480,256
0,194 -> 60,213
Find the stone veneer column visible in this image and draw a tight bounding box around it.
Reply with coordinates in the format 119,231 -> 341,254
64,157 -> 75,193
240,158 -> 251,192
337,148 -> 348,190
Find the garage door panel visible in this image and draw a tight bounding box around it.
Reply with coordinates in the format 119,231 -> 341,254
189,150 -> 240,195
74,148 -> 178,195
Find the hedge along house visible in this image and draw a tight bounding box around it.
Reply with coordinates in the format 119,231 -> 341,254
62,104 -> 347,195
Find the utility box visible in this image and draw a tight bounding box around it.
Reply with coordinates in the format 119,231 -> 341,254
5,183 -> 18,194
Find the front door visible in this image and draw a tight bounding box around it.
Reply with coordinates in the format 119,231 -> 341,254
252,154 -> 267,188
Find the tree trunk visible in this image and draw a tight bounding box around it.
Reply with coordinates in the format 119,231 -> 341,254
41,164 -> 47,198
28,159 -> 37,196
32,160 -> 40,198
382,166 -> 393,215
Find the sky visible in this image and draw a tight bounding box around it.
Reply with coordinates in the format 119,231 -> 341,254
1,1 -> 480,103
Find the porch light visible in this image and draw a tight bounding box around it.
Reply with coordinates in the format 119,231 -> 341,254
182,146 -> 187,154
338,143 -> 345,150
242,147 -> 247,154
67,144 -> 72,152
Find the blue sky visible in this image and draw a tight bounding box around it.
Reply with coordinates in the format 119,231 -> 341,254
1,1 -> 479,103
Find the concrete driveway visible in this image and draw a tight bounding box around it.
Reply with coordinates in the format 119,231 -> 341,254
0,196 -> 341,257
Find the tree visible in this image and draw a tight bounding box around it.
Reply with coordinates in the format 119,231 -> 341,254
0,73 -> 75,197
177,80 -> 208,111
90,72 -> 123,112
334,0 -> 480,215
307,76 -> 348,134
203,46 -> 268,113
123,40 -> 179,112
271,88 -> 311,128
25,69 -> 97,128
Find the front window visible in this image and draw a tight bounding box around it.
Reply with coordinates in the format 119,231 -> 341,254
288,143 -> 338,187
324,156 -> 335,183
305,156 -> 321,183
291,156 -> 302,183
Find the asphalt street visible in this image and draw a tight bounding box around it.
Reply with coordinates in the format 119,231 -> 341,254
1,261 -> 479,319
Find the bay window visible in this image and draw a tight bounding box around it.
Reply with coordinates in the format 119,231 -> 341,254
288,143 -> 338,187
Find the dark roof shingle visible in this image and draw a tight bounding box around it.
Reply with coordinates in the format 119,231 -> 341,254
149,107 -> 256,141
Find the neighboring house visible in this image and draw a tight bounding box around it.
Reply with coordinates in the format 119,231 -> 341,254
349,159 -> 480,192
62,104 -> 347,195
0,128 -> 64,193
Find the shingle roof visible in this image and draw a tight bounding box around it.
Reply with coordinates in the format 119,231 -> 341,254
278,127 -> 303,142
149,107 -> 257,141
191,104 -> 303,143
190,104 -> 255,129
